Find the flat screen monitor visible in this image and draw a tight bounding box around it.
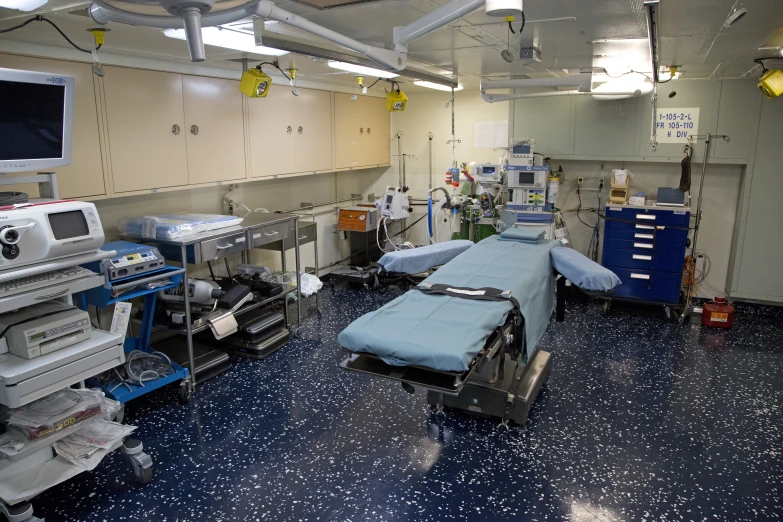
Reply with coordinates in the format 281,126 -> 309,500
0,68 -> 74,173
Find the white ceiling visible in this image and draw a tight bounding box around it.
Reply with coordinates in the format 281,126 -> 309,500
1,0 -> 782,90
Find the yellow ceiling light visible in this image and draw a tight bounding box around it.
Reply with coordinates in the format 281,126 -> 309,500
239,68 -> 272,98
386,90 -> 408,111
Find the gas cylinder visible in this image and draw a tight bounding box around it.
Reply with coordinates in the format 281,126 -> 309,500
701,297 -> 735,328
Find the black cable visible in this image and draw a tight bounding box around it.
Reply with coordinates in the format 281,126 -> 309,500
519,11 -> 526,34
257,61 -> 291,81
754,57 -> 781,73
0,16 -> 97,54
367,77 -> 382,89
508,20 -> 515,34
389,213 -> 427,239
576,190 -> 596,229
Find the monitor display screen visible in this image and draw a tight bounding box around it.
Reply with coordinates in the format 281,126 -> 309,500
517,171 -> 535,185
48,210 -> 89,240
0,80 -> 66,161
482,166 -> 496,174
512,144 -> 532,155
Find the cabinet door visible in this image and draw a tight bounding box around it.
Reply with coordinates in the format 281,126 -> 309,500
294,88 -> 333,173
247,86 -> 296,177
364,96 -> 390,166
182,75 -> 246,184
103,66 -> 188,193
0,54 -> 105,198
334,93 -> 364,168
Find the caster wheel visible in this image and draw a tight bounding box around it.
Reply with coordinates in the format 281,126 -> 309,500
293,328 -> 301,337
664,306 -> 672,320
602,301 -> 611,316
179,381 -> 192,403
114,404 -> 125,424
135,466 -> 153,484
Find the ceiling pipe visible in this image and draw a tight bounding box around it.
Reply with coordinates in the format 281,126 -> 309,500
393,0 -> 485,51
481,73 -> 592,91
481,90 -> 644,103
644,0 -> 660,83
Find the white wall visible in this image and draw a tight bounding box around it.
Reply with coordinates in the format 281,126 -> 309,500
382,90 -> 742,299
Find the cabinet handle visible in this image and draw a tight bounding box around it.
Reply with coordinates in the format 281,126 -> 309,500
634,233 -> 654,239
636,214 -> 656,220
367,127 -> 371,134
635,224 -> 654,230
633,254 -> 652,261
216,243 -> 233,250
630,273 -> 650,280
264,231 -> 279,237
359,128 -> 364,134
190,124 -> 199,136
634,243 -> 654,249
287,126 -> 292,134
298,126 -> 303,134
171,124 -> 181,136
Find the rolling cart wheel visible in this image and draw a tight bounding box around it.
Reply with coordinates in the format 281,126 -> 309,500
664,306 -> 672,320
602,300 -> 611,316
135,465 -> 153,484
179,381 -> 192,403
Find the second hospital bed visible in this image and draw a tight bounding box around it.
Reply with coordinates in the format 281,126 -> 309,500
338,234 -> 620,427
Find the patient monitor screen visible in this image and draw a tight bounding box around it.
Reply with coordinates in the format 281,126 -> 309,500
516,171 -> 535,185
0,80 -> 66,161
48,210 -> 89,240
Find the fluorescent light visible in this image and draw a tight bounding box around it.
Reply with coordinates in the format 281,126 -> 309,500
592,77 -> 654,100
327,61 -> 398,78
0,0 -> 47,11
163,27 -> 288,56
413,80 -> 463,91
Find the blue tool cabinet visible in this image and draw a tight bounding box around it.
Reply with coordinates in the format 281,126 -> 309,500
602,205 -> 690,305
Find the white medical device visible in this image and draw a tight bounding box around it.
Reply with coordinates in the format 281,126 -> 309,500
380,187 -> 410,220
0,200 -> 105,272
509,142 -> 534,167
470,164 -> 502,183
0,68 -> 75,173
0,302 -> 92,359
507,167 -> 548,189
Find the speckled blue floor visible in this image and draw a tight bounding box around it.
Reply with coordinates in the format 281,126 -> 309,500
37,285 -> 783,521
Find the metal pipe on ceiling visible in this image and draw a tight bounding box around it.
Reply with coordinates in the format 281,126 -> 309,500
644,0 -> 660,83
393,0 -> 486,50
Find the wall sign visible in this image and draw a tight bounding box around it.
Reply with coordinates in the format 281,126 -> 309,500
656,108 -> 699,143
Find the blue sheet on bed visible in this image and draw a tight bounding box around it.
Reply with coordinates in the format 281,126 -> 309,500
378,240 -> 474,274
550,247 -> 621,292
338,236 -> 560,372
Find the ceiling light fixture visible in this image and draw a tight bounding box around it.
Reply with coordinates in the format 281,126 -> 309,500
163,27 -> 288,56
414,80 -> 463,91
724,3 -> 748,28
327,61 -> 399,79
0,0 -> 47,10
592,77 -> 654,100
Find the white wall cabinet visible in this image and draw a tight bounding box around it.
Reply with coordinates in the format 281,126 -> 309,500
0,54 -> 106,199
247,86 -> 333,178
334,93 -> 390,169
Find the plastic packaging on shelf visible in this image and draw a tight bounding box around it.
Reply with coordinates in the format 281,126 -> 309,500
118,213 -> 244,240
67,420 -> 136,449
3,389 -> 119,440
300,273 -> 323,297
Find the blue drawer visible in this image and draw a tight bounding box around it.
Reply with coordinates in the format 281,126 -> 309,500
606,266 -> 682,304
609,239 -> 685,255
603,248 -> 684,273
604,222 -> 688,244
605,206 -> 690,227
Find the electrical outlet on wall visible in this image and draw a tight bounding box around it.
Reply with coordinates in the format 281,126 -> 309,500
578,177 -> 584,188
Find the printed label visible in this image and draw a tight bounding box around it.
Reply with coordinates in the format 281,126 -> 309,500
711,312 -> 729,323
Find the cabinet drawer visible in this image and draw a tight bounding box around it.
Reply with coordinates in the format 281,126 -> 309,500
604,223 -> 687,244
606,266 -> 682,304
605,207 -> 689,227
603,249 -> 683,273
609,240 -> 685,254
250,221 -> 291,248
197,232 -> 248,262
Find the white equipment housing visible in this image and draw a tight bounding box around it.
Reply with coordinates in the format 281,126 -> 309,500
0,201 -> 105,272
380,187 -> 410,220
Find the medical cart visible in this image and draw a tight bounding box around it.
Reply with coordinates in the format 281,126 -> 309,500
601,203 -> 691,320
121,212 -> 302,397
77,241 -> 191,403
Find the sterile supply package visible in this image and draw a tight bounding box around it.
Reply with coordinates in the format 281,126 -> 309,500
612,169 -> 631,185
2,389 -> 120,441
118,213 -> 244,240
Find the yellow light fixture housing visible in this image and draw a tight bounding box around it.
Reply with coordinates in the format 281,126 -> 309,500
386,90 -> 408,111
87,27 -> 110,46
758,69 -> 783,99
240,69 -> 272,98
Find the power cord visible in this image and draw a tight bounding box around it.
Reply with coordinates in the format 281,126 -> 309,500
256,61 -> 291,81
0,16 -> 99,54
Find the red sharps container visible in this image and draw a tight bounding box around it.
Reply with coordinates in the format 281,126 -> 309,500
702,297 -> 735,329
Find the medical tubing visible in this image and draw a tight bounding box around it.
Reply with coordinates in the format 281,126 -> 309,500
427,193 -> 434,243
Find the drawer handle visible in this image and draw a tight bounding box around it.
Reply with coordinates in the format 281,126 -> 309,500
216,243 -> 233,250
264,231 -> 279,237
637,214 -> 656,221
630,273 -> 650,280
635,224 -> 654,230
300,235 -> 308,240
634,243 -> 654,249
635,233 -> 654,239
633,255 -> 652,261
